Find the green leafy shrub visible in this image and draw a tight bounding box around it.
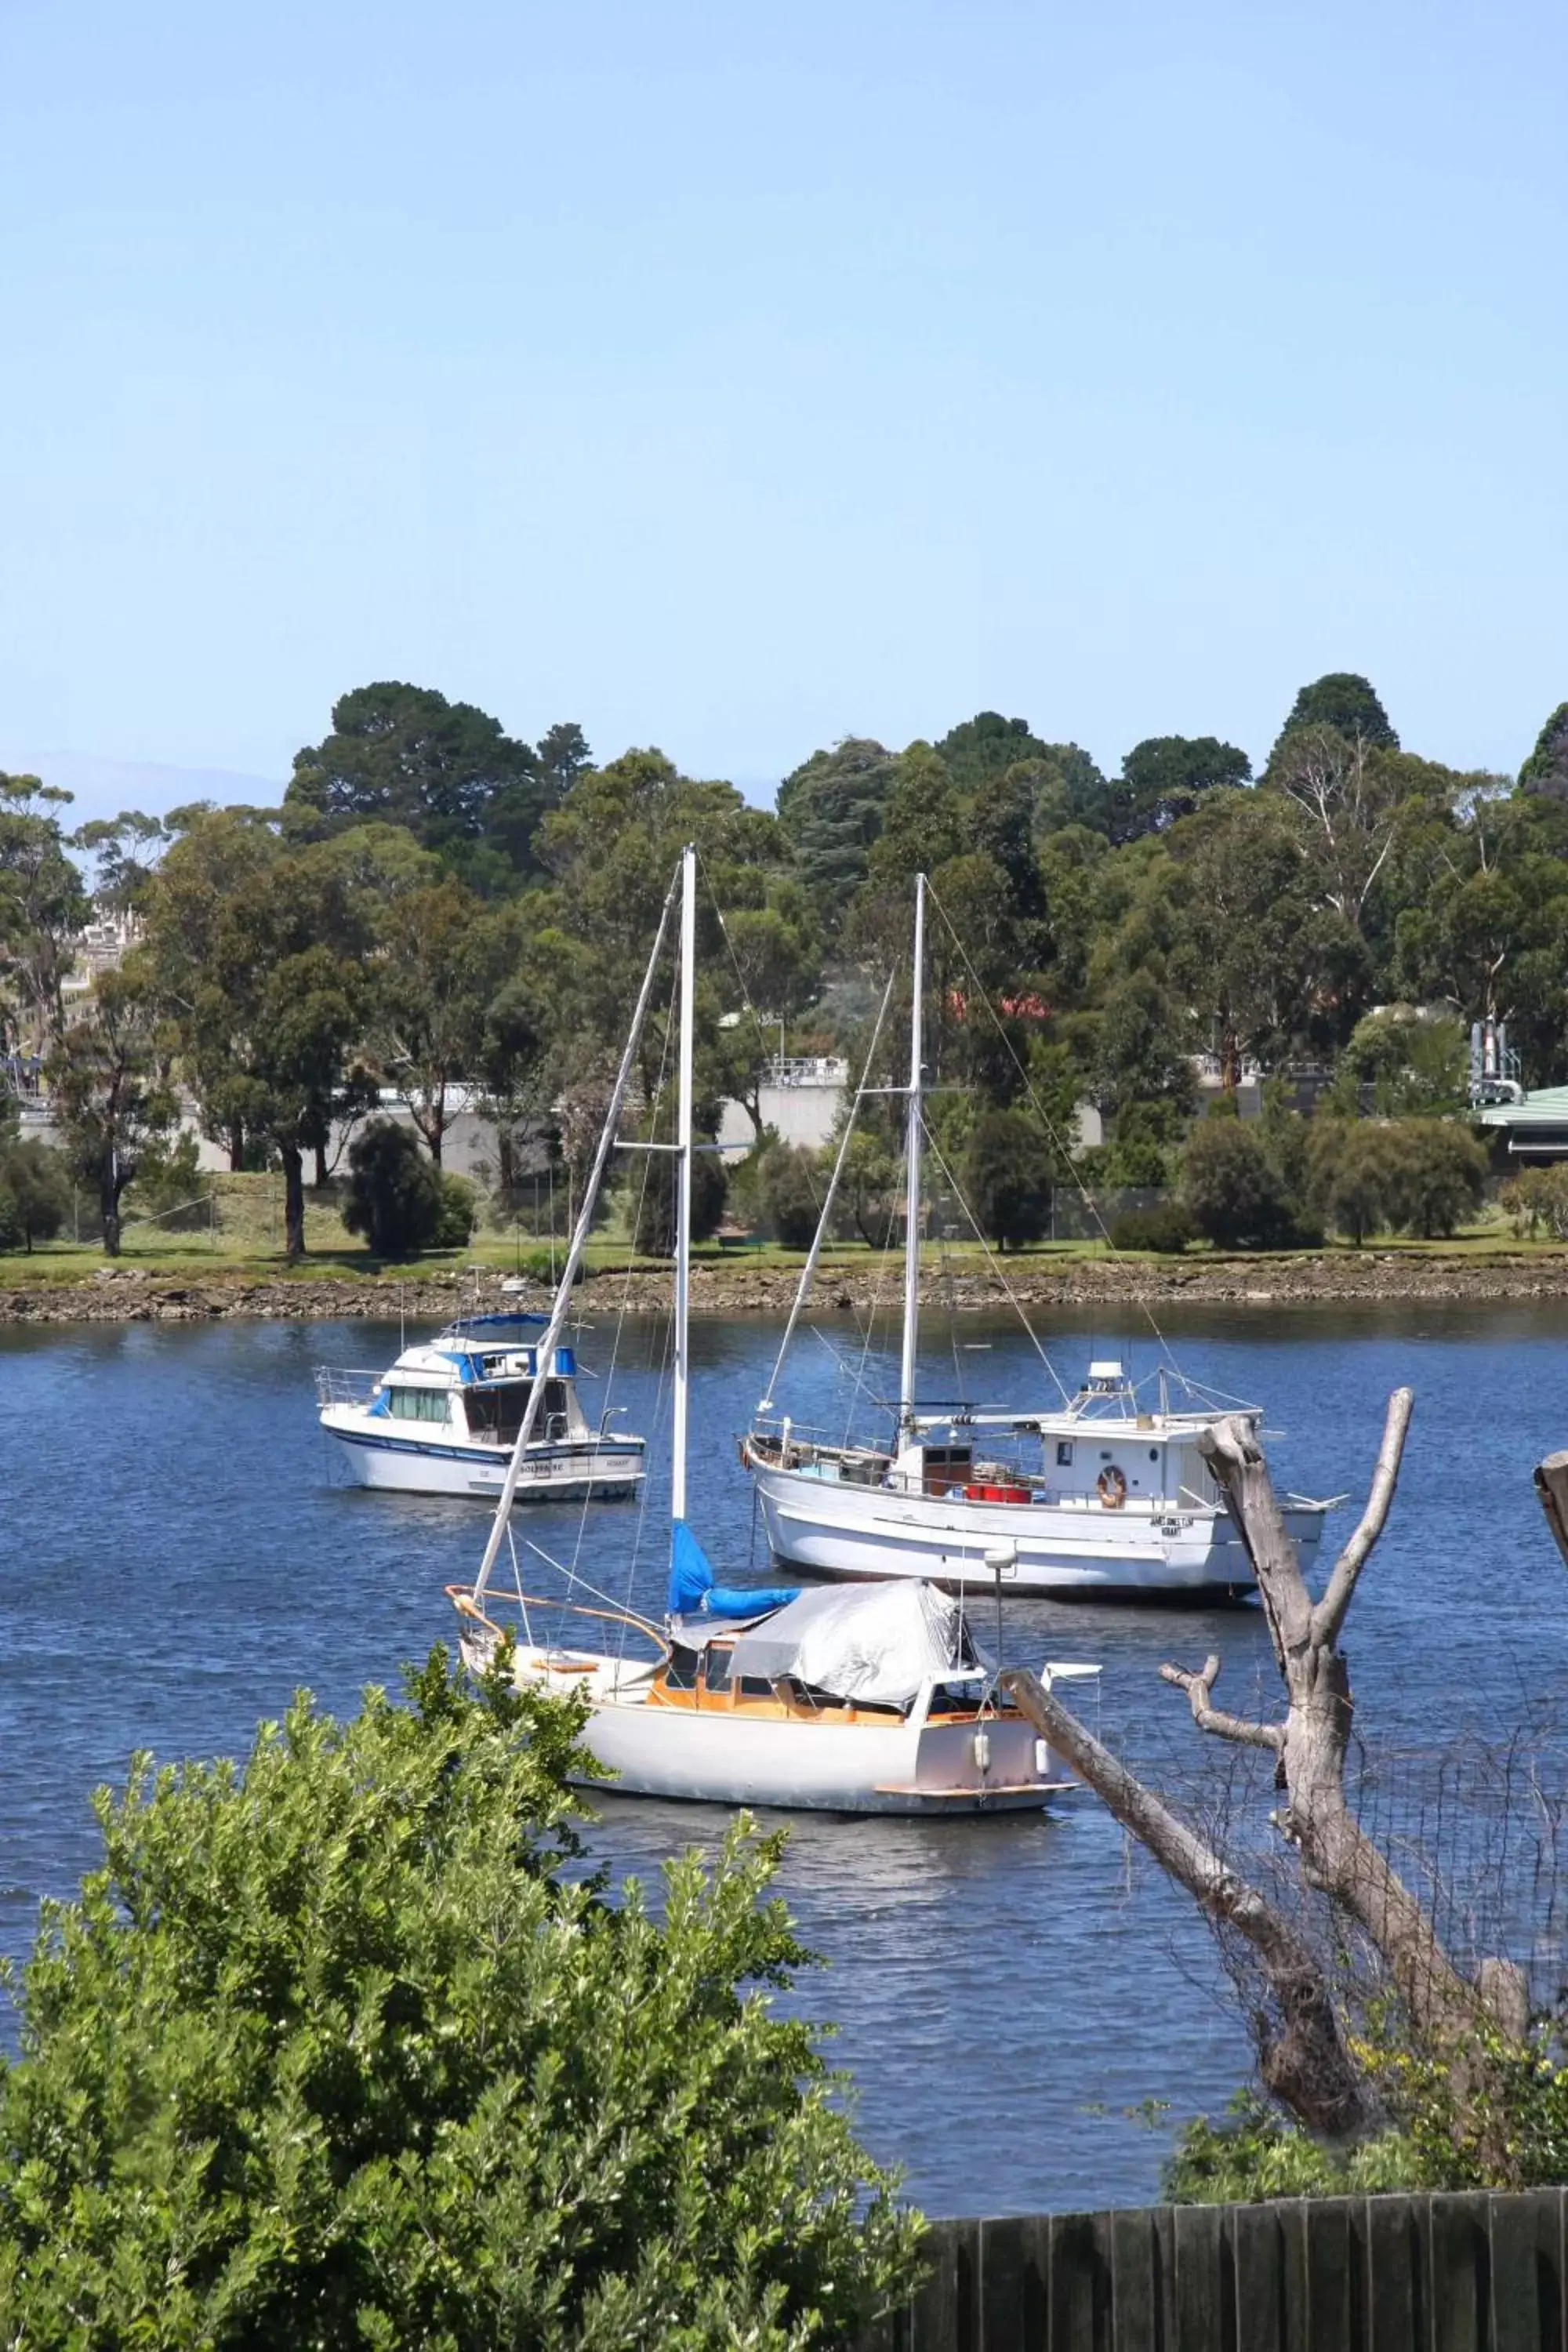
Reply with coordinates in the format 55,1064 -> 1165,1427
1500,1164 -> 1568,1240
1382,1118 -> 1486,1239
757,1142 -> 822,1248
122,1129 -> 213,1233
1307,1116 -> 1399,1244
0,1652 -> 922,2346
964,1108 -> 1052,1250
434,1170 -> 477,1248
342,1118 -> 444,1258
0,1185 -> 22,1252
1181,1116 -> 1306,1249
1163,2092 -> 1424,2204
1108,1202 -> 1195,1254
509,1244 -> 583,1286
0,1139 -> 69,1250
630,1144 -> 727,1256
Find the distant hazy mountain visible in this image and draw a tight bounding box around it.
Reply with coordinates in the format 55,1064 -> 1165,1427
5,751 -> 284,827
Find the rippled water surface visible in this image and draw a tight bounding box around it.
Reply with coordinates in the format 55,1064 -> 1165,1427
4,1297 -> 1568,2212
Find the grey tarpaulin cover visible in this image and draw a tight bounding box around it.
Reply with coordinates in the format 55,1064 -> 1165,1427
726,1580 -> 978,1709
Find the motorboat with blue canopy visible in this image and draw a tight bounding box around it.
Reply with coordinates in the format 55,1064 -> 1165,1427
316,1309 -> 644,1504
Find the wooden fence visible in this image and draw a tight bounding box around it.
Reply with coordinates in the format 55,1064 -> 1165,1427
860,2190 -> 1568,2350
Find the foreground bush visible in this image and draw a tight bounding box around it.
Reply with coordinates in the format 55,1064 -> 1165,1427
0,1652 -> 920,2347
1168,2020 -> 1568,2204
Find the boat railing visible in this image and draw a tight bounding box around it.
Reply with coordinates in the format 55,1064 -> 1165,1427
314,1366 -> 384,1409
445,1582 -> 667,1657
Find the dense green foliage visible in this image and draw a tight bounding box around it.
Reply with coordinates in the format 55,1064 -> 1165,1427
0,1135 -> 69,1250
1168,2020 -> 1568,2205
756,1142 -> 824,1248
630,1141 -> 728,1256
0,1652 -> 920,2344
7,667 -> 1568,1263
283,682 -> 586,895
963,1109 -> 1053,1250
342,1118 -> 451,1258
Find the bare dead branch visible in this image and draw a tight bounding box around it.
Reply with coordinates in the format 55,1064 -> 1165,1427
1311,1387 -> 1415,1649
1004,1667 -> 1367,2135
1197,1414 -> 1312,1672
1160,1654 -> 1285,1750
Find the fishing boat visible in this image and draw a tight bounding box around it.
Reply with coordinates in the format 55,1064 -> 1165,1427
316,1314 -> 644,1502
740,873 -> 1335,1602
447,846 -> 1095,1813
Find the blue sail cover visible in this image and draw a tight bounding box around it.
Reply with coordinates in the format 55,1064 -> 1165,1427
666,1519 -> 800,1620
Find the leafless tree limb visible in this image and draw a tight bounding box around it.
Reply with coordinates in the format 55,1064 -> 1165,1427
1311,1386 -> 1414,1649
1004,1665 -> 1367,2135
1160,1654 -> 1285,1750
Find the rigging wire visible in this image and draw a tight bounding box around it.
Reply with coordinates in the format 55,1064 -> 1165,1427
924,874 -> 1195,1390
916,1116 -> 1074,1406
756,967 -> 897,1414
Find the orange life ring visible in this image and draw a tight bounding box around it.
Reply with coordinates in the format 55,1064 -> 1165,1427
1097,1465 -> 1128,1510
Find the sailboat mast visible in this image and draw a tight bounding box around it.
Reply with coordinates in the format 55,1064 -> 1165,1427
471,862 -> 680,1606
898,872 -> 926,1438
671,843 -> 696,1524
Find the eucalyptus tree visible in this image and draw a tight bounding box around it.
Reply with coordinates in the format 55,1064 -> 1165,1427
45,967 -> 173,1254
536,745 -> 788,1125
0,773 -> 88,1044
136,811 -> 394,1254
370,877 -> 517,1165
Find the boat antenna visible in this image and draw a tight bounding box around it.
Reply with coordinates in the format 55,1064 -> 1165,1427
672,843 -> 696,1528
472,858 -> 682,1606
756,966 -> 895,1415
897,873 -> 926,1441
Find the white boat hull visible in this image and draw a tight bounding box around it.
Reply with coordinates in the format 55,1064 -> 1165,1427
322,1412 -> 644,1503
482,1646 -> 1071,1814
750,1461 -> 1326,1599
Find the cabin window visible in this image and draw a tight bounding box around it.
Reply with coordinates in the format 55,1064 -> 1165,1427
388,1387 -> 449,1424
737,1676 -> 774,1699
1056,1441 -> 1073,1467
467,1381 -> 532,1441
702,1649 -> 733,1692
664,1650 -> 700,1690
1149,1448 -> 1159,1461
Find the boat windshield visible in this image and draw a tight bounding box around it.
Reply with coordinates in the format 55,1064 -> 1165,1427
466,1378 -> 568,1443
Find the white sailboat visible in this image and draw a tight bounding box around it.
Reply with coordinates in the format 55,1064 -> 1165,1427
741,873 -> 1334,1602
448,847 -> 1095,1813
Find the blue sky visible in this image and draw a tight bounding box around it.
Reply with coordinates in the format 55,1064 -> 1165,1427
2,0 -> 1563,822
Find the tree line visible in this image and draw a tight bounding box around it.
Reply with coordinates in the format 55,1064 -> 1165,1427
2,673 -> 1566,1257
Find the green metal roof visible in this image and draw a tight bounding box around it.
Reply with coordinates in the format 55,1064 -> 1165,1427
1478,1087 -> 1568,1127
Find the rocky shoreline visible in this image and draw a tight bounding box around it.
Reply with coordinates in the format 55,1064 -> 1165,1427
5,1250 -> 1568,1323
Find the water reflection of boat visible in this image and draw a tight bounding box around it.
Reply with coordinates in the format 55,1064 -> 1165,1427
742,872 -> 1334,1601
448,847 -> 1098,1814
315,1315 -> 644,1502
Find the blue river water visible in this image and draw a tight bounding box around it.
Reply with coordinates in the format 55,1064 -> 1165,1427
3,1297 -> 1568,2214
